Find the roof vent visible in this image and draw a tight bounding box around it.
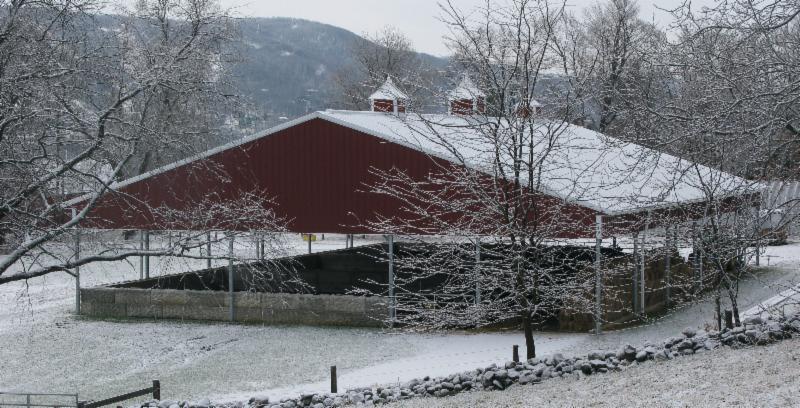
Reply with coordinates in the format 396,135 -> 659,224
369,76 -> 408,114
447,74 -> 486,115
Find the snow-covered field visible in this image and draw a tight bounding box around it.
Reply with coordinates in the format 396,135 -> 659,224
1,234 -> 798,403
388,336 -> 800,408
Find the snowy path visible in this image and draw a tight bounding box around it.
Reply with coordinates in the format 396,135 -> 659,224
1,235 -> 798,403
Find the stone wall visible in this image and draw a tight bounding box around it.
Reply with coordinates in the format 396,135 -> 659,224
80,287 -> 388,327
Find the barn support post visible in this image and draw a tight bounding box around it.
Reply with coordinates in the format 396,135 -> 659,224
72,208 -> 80,315
139,231 -> 145,280
632,232 -> 639,314
144,230 -> 150,279
640,212 -> 650,313
594,215 -> 603,335
664,225 -> 672,308
386,234 -> 396,325
228,234 -> 235,321
475,237 -> 481,306
206,231 -> 212,269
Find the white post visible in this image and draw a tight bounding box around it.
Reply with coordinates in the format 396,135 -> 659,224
640,212 -> 650,313
387,234 -> 396,325
665,225 -> 672,308
144,230 -> 150,279
475,237 -> 481,306
228,234 -> 235,321
594,215 -> 603,335
139,230 -> 145,279
633,232 -> 639,314
206,231 -> 212,269
72,208 -> 81,315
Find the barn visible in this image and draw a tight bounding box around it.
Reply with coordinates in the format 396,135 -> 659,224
78,76 -> 745,236
74,76 -> 754,331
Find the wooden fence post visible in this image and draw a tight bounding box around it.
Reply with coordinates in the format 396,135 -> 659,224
152,380 -> 160,400
725,310 -> 734,330
512,345 -> 519,363
330,366 -> 337,394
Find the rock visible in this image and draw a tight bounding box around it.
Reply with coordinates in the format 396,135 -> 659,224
507,370 -> 520,381
333,397 -> 343,406
552,353 -> 566,364
744,315 -> 764,325
676,339 -> 694,350
635,350 -> 648,362
644,346 -> 658,355
492,379 -> 505,390
588,350 -> 604,360
322,398 -> 333,407
441,382 -> 454,390
682,327 -> 697,338
588,359 -> 608,369
495,369 -> 509,380
505,361 -> 517,369
623,344 -> 637,361
579,362 -> 593,375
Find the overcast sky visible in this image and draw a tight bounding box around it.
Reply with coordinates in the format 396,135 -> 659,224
219,0 -> 715,56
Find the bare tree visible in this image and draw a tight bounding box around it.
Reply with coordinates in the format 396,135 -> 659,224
0,0 -> 289,286
334,26 -> 435,111
354,0 -> 607,360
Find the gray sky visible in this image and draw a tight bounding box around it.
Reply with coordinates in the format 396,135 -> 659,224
220,0 -> 715,56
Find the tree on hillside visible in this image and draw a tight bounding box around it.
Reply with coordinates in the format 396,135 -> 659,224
0,0 -> 289,286
334,26 -> 436,111
120,0 -> 241,176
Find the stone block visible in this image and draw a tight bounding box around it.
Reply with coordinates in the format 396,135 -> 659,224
234,307 -> 263,323
234,292 -> 261,308
126,303 -> 162,319
114,288 -> 151,305
151,289 -> 189,305
81,288 -> 115,304
185,290 -> 227,308
322,295 -> 366,314
262,293 -> 299,310
183,305 -> 228,321
89,302 -> 127,318
162,304 -> 185,319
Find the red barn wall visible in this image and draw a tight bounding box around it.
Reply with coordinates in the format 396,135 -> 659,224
85,117 -> 599,237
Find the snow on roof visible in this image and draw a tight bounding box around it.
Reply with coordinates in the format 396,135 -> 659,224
447,74 -> 486,100
67,109 -> 754,217
317,110 -> 753,215
368,76 -> 409,100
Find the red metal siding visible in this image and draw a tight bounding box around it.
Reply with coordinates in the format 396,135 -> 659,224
84,117 -> 599,237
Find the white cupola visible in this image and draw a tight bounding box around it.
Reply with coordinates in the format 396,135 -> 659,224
369,76 -> 409,114
515,99 -> 543,118
447,74 -> 486,115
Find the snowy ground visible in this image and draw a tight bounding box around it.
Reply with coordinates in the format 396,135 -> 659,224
1,234 -> 799,403
388,337 -> 800,408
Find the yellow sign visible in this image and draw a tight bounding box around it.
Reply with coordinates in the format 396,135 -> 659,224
302,233 -> 317,242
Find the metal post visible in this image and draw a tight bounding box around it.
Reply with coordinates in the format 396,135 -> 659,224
665,225 -> 672,308
632,232 -> 639,314
228,234 -> 235,321
475,237 -> 481,306
206,231 -> 212,269
75,228 -> 81,315
640,212 -> 650,313
594,214 -> 603,335
144,230 -> 150,279
139,230 -> 145,279
387,234 -> 396,325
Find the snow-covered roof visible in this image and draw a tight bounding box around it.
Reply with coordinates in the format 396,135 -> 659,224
368,76 -> 408,100
67,109 -> 755,217
315,110 -> 754,215
447,74 -> 486,100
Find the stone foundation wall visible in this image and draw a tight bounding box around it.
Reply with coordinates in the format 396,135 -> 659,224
80,287 -> 388,327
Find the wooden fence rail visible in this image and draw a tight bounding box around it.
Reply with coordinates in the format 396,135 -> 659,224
78,381 -> 160,408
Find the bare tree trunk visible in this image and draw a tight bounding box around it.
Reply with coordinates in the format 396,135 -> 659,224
522,311 -> 536,359
714,289 -> 722,331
